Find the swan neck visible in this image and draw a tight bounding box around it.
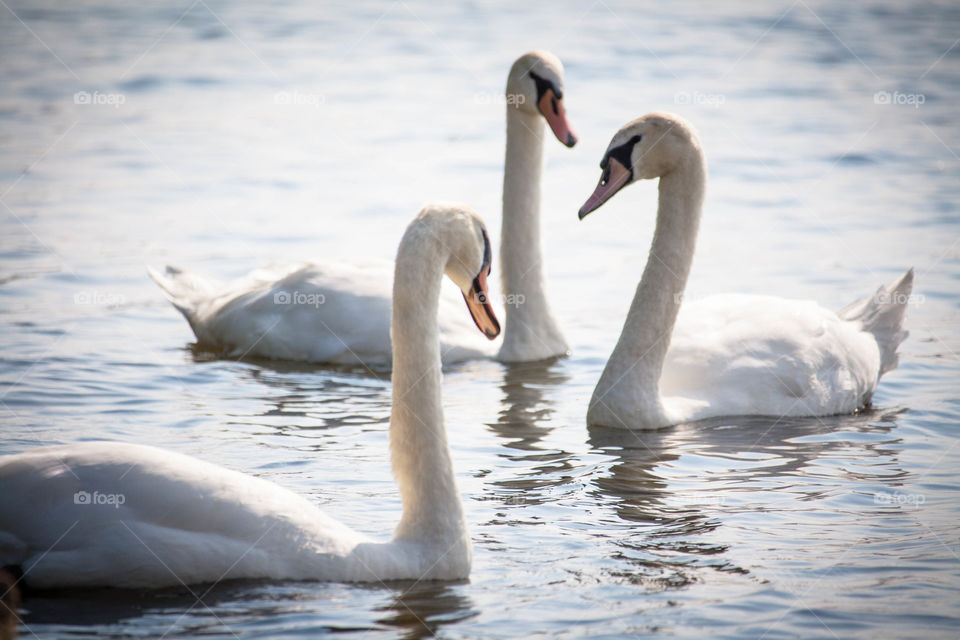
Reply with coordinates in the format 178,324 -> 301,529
594,155 -> 705,424
498,108 -> 567,360
390,240 -> 465,544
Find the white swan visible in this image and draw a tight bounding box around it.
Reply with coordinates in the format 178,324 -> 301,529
0,204 -> 500,588
149,50 -> 575,367
578,113 -> 914,430
497,50 -> 575,361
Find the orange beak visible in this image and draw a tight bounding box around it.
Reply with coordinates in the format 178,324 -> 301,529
463,265 -> 500,339
538,88 -> 577,148
578,157 -> 632,219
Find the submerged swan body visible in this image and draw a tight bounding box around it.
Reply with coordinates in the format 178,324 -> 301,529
150,51 -> 575,366
579,113 -> 913,430
0,204 -> 500,588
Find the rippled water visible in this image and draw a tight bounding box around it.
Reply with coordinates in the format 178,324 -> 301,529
1,0 -> 959,637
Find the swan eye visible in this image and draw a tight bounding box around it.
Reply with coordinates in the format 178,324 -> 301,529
631,135 -> 642,144
600,165 -> 611,186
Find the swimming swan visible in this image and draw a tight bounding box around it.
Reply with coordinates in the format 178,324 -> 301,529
0,203 -> 500,588
579,113 -> 913,430
148,51 -> 575,367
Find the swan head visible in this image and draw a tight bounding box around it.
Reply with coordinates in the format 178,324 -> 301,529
506,51 -> 578,147
411,204 -> 501,340
578,112 -> 701,218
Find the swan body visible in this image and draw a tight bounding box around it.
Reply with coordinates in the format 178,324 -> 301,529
579,113 -> 913,430
0,204 -> 500,588
148,260 -> 486,367
150,51 -> 576,366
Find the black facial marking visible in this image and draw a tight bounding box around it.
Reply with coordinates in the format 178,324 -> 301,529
599,134 -> 643,177
480,227 -> 492,274
529,70 -> 562,102
468,228 -> 493,308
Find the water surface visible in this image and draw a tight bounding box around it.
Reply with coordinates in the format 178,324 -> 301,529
1,1 -> 958,637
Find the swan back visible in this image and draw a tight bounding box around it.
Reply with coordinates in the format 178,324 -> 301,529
0,442 -> 363,587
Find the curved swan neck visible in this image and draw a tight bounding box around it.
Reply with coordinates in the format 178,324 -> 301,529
499,108 -> 567,360
389,237 -> 466,544
592,153 -> 706,426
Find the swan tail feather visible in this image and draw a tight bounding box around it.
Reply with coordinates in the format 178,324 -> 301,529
838,268 -> 914,376
147,265 -> 217,323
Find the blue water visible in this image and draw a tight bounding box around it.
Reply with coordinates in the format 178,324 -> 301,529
1,0 -> 958,637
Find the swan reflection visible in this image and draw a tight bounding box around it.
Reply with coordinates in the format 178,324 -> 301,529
375,582 -> 477,640
587,410 -> 906,590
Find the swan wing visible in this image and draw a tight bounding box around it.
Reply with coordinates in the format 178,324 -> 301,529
661,294 -> 880,419
192,261 -> 395,365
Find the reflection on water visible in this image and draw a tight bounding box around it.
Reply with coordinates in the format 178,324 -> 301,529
375,582 -> 477,640
485,359 -> 576,509
22,579 -> 480,638
491,358 -> 569,451
241,363 -> 390,432
586,411 -> 909,592
1,0 -> 958,637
